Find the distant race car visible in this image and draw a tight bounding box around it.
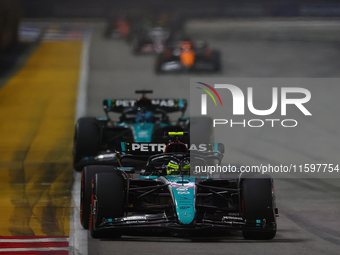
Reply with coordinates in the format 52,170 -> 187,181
105,18 -> 132,39
127,25 -> 170,54
73,90 -> 212,171
80,132 -> 278,240
155,40 -> 221,73
126,13 -> 185,55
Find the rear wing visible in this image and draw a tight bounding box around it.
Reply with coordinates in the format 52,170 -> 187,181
103,98 -> 187,114
75,142 -> 224,170
120,142 -> 224,154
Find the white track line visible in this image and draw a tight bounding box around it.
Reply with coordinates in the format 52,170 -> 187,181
1,238 -> 69,243
0,248 -> 69,252
75,28 -> 91,120
69,28 -> 92,255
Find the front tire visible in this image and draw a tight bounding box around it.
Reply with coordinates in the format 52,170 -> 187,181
80,165 -> 118,229
131,37 -> 141,55
155,53 -> 165,74
209,50 -> 221,72
241,174 -> 276,240
90,173 -> 125,238
73,117 -> 100,171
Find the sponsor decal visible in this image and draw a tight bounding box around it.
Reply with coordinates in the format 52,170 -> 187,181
177,187 -> 189,191
113,99 -> 178,108
177,197 -> 189,200
177,200 -> 192,204
161,61 -> 182,71
180,211 -> 192,217
222,216 -> 243,221
180,206 -> 191,209
121,142 -> 222,152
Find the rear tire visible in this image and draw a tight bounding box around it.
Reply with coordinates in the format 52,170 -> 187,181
80,165 -> 118,229
209,50 -> 221,72
155,53 -> 164,74
131,37 -> 141,55
73,117 -> 100,171
90,173 -> 125,238
241,174 -> 276,240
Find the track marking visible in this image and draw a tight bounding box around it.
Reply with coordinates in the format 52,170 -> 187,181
1,237 -> 69,242
68,28 -> 92,255
75,29 -> 91,120
0,236 -> 69,254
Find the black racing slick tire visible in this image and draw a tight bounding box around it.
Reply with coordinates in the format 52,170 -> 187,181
189,116 -> 213,144
73,117 -> 100,171
209,50 -> 221,72
131,37 -> 142,55
155,53 -> 165,74
241,174 -> 276,240
80,165 -> 118,229
90,173 -> 125,238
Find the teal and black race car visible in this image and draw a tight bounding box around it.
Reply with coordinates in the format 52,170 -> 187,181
73,90 -> 213,171
80,133 -> 278,240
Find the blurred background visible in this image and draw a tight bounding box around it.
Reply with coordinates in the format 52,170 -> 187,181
2,0 -> 340,49
17,0 -> 340,19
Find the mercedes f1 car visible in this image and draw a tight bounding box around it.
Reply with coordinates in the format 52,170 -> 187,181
73,90 -> 212,171
80,133 -> 278,240
155,40 -> 221,73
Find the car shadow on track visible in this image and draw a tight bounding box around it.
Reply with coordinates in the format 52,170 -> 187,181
98,231 -> 308,243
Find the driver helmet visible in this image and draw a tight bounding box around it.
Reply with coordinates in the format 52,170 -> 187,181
135,110 -> 156,123
180,41 -> 193,50
166,160 -> 179,175
181,159 -> 190,173
145,111 -> 155,123
135,112 -> 144,123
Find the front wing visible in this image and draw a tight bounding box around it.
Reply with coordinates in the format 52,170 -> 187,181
158,60 -> 217,73
94,213 -> 277,234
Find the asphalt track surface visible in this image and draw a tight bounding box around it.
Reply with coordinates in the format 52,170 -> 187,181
83,21 -> 340,255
